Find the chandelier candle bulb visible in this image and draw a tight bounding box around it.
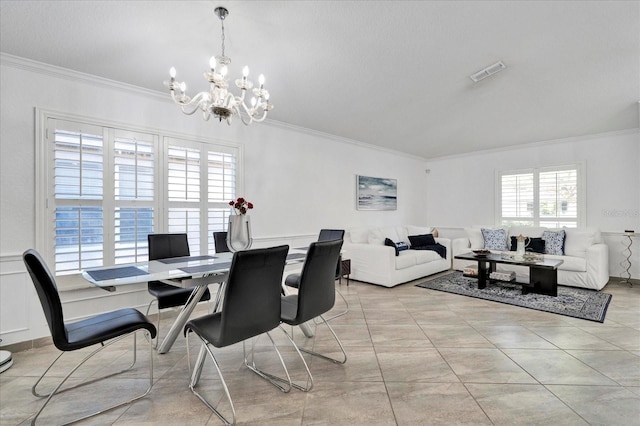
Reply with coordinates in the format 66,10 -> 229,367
169,67 -> 176,79
209,57 -> 216,72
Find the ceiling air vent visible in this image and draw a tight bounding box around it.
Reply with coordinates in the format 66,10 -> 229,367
469,61 -> 506,83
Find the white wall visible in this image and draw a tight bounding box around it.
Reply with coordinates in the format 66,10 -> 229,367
0,55 -> 428,344
425,130 -> 640,280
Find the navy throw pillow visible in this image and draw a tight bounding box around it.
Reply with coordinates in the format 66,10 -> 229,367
509,237 -> 546,254
385,238 -> 399,256
408,234 -> 436,248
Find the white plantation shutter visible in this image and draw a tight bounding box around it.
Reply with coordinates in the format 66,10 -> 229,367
538,168 -> 578,227
113,131 -> 156,264
207,150 -> 236,253
499,164 -> 582,228
165,138 -> 239,256
51,121 -> 105,275
501,172 -> 534,226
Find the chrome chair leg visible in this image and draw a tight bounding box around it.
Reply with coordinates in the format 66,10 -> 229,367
319,285 -> 350,322
299,315 -> 347,365
30,330 -> 153,425
273,325 -> 315,392
242,332 -> 292,393
186,331 -> 236,425
145,299 -> 160,349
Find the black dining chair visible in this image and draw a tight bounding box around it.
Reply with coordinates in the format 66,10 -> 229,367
213,231 -> 230,253
22,249 -> 156,425
146,233 -> 211,348
253,239 -> 346,393
284,229 -> 348,320
184,245 -> 290,425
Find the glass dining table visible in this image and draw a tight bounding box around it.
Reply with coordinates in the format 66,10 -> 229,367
82,249 -> 310,354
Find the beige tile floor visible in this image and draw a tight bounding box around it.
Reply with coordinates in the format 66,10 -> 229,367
1,273 -> 639,425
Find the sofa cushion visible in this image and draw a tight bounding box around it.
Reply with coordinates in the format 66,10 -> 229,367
508,226 -> 547,238
381,227 -> 401,243
482,228 -> 509,250
563,228 -> 596,257
542,230 -> 566,255
414,249 -> 442,264
350,228 -> 370,244
395,251 -> 417,270
465,227 -> 485,250
368,229 -> 385,245
407,225 -> 433,236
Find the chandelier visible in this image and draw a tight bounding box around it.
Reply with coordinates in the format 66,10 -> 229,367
164,6 -> 273,125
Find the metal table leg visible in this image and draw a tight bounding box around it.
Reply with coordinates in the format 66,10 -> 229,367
157,284 -> 210,354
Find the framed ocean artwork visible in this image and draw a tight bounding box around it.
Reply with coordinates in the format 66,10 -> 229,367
356,175 -> 397,210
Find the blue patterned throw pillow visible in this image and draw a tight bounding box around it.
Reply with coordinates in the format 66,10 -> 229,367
542,230 -> 565,255
481,228 -> 508,250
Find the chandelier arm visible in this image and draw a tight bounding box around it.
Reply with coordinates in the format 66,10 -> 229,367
235,101 -> 267,124
176,92 -> 210,116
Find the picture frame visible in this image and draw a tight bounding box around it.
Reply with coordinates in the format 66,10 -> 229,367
356,175 -> 397,210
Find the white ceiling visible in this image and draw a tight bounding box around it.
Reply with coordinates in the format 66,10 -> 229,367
1,0 -> 638,159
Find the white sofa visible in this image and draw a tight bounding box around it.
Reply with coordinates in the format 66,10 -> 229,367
452,225 -> 609,290
343,225 -> 451,287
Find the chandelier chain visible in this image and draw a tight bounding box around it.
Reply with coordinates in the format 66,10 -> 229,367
220,19 -> 225,59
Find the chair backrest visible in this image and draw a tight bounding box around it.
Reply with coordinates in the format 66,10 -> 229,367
22,249 -> 69,350
318,229 -> 345,242
213,231 -> 230,253
148,233 -> 190,261
218,245 -> 289,347
294,239 -> 343,323
318,229 -> 344,279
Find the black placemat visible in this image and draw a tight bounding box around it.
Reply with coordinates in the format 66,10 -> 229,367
158,255 -> 216,264
86,266 -> 148,281
179,262 -> 232,274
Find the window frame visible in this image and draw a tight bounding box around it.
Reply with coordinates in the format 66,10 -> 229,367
495,162 -> 585,228
36,109 -> 243,284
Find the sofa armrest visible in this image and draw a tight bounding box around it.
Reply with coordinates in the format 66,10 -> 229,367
451,238 -> 472,270
342,242 -> 396,280
585,243 -> 609,290
452,237 -> 471,256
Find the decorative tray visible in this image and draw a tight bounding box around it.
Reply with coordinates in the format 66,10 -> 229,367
472,249 -> 491,257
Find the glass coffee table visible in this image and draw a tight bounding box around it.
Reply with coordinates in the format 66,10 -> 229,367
454,252 -> 564,296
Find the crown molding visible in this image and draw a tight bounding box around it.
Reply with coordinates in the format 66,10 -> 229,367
425,128 -> 639,163
263,119 -> 428,161
1,52 -> 167,101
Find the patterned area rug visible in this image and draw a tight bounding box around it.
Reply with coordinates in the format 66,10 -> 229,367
416,271 -> 612,322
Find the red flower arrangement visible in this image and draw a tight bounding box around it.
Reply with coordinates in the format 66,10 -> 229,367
229,197 -> 254,215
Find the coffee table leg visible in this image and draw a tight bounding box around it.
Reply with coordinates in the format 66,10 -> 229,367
477,260 -> 491,289
525,268 -> 558,297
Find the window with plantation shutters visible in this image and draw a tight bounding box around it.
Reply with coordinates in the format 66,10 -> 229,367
40,112 -> 240,279
113,131 -> 156,264
498,164 -> 583,228
52,122 -> 105,275
165,138 -> 238,256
